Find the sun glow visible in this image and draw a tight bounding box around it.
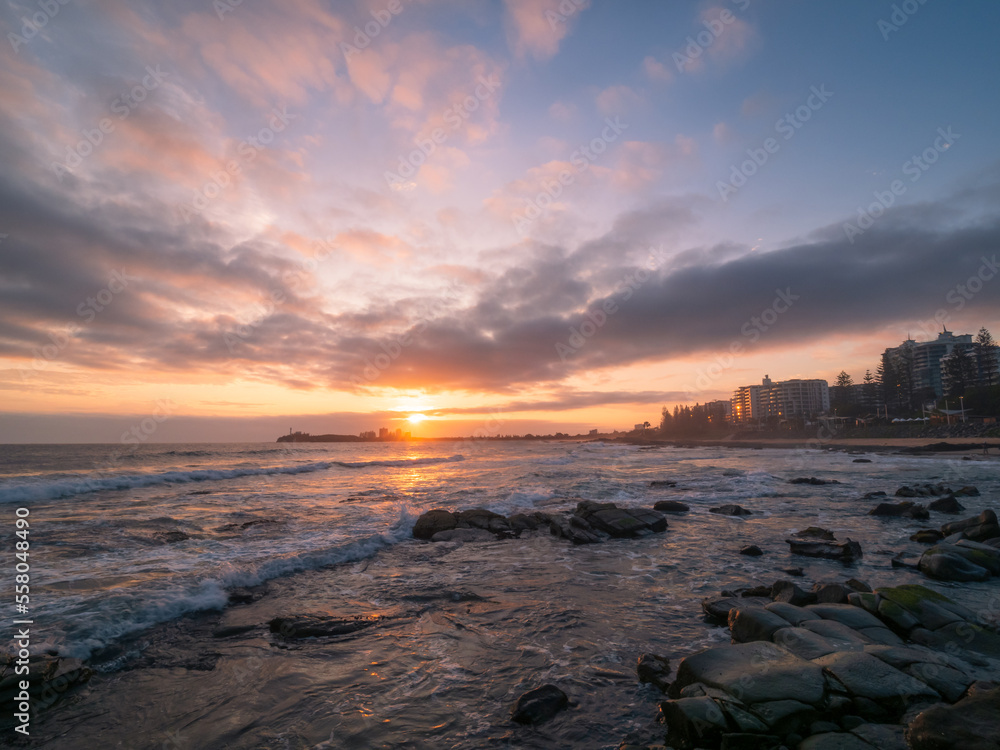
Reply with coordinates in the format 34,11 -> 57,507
407,413 -> 427,424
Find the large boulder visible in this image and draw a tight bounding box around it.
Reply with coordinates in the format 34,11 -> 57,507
670,641 -> 826,705
906,684 -> 1000,750
941,510 -> 1000,543
919,544 -> 994,582
573,501 -> 667,537
413,509 -> 457,539
811,651 -> 939,711
929,495 -> 965,514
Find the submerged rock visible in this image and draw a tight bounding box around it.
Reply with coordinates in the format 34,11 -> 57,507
269,615 -> 384,639
786,538 -> 863,562
740,545 -> 764,556
509,683 -> 569,725
910,529 -> 945,544
869,501 -> 930,520
928,495 -> 965,514
653,499 -> 690,512
711,504 -> 752,517
789,477 -> 841,485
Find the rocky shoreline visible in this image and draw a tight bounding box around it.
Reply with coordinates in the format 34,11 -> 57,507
405,482 -> 1000,749
6,473 -> 999,748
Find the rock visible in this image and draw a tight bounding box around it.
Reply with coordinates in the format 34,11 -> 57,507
864,491 -> 888,499
941,510 -> 1000,543
573,501 -> 667,537
748,698 -> 818,733
869,501 -> 930,520
710,504 -> 752,516
740,545 -> 763,556
853,458 -> 873,463
508,513 -> 541,531
509,683 -> 569,725
456,508 -> 510,534
771,627 -> 841,660
729,607 -> 791,644
766,601 -> 820,626
741,585 -> 773,598
153,530 -> 190,543
413,509 -> 457,539
786,538 -> 863,562
269,615 -> 384,639
805,604 -> 886,631
789,477 -> 841,485
929,495 -> 965,514
649,480 -> 677,487
875,585 -> 975,629
795,527 -> 836,540
212,624 -> 256,638
547,514 -> 602,544
653,499 -> 690,512
702,596 -> 744,622
812,583 -> 850,604
813,651 -> 939,711
661,695 -> 730,748
954,485 -> 981,497
670,641 -> 826,705
771,580 -> 814,606
919,547 -> 992,582
906,685 -> 1000,750
911,529 -> 945,544
431,528 -> 495,543
850,722 -> 908,750
844,579 -> 872,593
636,653 -> 671,692
783,567 -> 805,577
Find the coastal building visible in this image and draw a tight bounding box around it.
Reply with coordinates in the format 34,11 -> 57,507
731,375 -> 830,423
883,329 -> 975,399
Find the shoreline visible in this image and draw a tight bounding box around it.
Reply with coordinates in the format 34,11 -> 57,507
616,436 -> 1000,456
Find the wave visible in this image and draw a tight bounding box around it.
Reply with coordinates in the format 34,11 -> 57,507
58,507 -> 419,661
0,455 -> 464,504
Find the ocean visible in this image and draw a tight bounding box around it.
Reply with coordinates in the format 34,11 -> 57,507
2,440 -> 997,748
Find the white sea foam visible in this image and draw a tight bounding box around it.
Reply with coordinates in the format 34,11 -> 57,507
0,455 -> 465,504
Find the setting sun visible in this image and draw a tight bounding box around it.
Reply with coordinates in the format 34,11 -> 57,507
407,413 -> 427,424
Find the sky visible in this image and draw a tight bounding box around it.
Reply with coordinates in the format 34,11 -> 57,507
1,0 -> 1000,443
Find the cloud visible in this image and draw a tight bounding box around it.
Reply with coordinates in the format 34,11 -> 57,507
503,0 -> 587,60
643,55 -> 674,84
595,85 -> 642,116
